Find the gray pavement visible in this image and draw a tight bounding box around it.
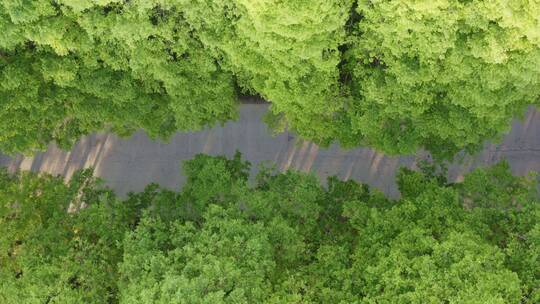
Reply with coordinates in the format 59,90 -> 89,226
1,104 -> 539,197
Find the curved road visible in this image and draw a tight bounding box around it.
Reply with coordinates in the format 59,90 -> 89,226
1,105 -> 538,197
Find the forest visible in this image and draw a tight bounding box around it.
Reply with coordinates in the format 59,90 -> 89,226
0,154 -> 539,303
0,0 -> 538,158
1,0 -> 540,303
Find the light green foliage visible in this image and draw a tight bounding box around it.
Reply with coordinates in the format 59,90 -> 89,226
1,0 -> 539,158
120,206 -> 279,303
347,181 -> 522,303
341,0 -> 540,158
0,155 -> 538,303
357,230 -> 521,303
178,0 -> 539,158
0,0 -> 237,154
179,0 -> 353,141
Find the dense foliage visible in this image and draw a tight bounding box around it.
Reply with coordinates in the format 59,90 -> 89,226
1,154 -> 538,303
1,0 -> 539,157
340,0 -> 540,158
0,0 -> 237,153
179,0 -> 352,142
0,169 -> 131,303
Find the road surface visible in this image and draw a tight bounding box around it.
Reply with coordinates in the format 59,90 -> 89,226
1,105 -> 538,197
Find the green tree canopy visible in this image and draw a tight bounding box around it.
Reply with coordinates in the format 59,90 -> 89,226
0,0 -> 237,154
1,0 -> 539,157
0,169 -> 135,303
179,0 -> 352,141
339,0 -> 540,158
1,0 -> 539,158
2,154 -> 537,303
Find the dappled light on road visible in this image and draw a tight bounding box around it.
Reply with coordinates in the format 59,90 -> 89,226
1,133 -> 114,182
1,105 -> 538,198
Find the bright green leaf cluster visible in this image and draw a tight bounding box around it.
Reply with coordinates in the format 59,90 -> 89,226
1,0 -> 539,157
0,0 -> 237,154
340,0 -> 540,157
179,0 -> 353,140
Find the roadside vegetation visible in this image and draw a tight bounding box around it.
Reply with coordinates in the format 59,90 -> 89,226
1,0 -> 538,158
1,154 -> 538,303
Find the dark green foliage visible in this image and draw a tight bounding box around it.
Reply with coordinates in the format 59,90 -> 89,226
0,155 -> 538,303
0,169 -> 131,303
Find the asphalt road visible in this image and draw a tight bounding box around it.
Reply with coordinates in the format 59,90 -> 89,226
1,105 -> 538,197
